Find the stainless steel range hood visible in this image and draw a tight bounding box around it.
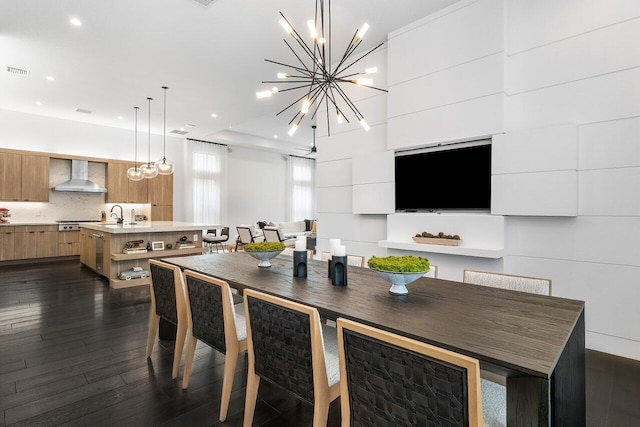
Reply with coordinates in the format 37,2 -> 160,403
52,160 -> 107,193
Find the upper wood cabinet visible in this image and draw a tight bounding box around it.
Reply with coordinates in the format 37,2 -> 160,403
106,162 -> 148,203
0,152 -> 49,202
147,173 -> 173,205
0,152 -> 21,201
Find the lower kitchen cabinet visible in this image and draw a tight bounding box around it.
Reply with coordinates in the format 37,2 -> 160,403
14,226 -> 58,259
80,229 -> 97,270
0,227 -> 15,261
58,230 -> 80,256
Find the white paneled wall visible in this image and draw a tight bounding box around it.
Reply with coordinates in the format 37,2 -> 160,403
352,151 -> 394,214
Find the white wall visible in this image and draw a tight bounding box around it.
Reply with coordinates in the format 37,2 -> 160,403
315,0 -> 640,360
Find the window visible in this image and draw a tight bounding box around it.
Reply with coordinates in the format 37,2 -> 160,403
184,139 -> 227,224
287,156 -> 315,221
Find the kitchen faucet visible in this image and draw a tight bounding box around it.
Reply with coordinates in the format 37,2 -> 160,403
110,205 -> 124,224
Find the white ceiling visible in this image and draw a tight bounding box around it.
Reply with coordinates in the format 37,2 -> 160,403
0,0 -> 459,155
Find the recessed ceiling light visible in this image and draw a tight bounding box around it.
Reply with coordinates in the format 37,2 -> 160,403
180,127 -> 185,131
117,116 -> 123,120
210,113 -> 218,118
274,135 -> 278,139
35,101 -> 43,106
70,18 -> 82,27
46,76 -> 55,81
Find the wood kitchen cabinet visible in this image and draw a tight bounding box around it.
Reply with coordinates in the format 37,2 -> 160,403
13,225 -> 58,259
105,162 -> 148,203
147,173 -> 173,220
80,229 -> 97,270
58,230 -> 80,256
0,153 -> 22,201
0,226 -> 16,261
0,152 -> 50,202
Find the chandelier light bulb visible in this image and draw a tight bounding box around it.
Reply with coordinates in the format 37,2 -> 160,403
336,112 -> 344,124
359,118 -> 371,131
277,72 -> 290,79
354,78 -> 373,87
256,90 -> 273,99
317,37 -> 326,44
364,67 -> 378,74
279,18 -> 294,35
288,122 -> 299,136
356,22 -> 370,40
301,98 -> 311,114
156,85 -> 174,175
307,20 -> 318,38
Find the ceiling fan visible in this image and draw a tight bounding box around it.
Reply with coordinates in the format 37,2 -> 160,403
294,125 -> 317,157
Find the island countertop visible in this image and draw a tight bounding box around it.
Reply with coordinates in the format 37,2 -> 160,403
79,221 -> 222,234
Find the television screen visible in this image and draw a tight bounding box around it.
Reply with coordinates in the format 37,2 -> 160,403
395,142 -> 491,212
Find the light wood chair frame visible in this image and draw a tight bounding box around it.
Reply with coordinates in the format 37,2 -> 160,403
321,251 -> 365,268
463,269 -> 552,296
242,289 -> 340,427
181,270 -> 247,422
337,317 -> 484,427
146,259 -> 188,380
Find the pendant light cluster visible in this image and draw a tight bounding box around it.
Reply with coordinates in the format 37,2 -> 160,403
127,86 -> 174,181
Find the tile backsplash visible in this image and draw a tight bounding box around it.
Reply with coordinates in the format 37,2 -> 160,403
0,159 -> 146,222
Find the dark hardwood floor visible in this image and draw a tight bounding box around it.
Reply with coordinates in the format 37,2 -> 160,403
0,260 -> 638,426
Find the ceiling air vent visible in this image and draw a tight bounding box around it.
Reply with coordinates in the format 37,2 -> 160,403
171,129 -> 189,135
6,66 -> 30,76
192,0 -> 215,6
75,108 -> 93,114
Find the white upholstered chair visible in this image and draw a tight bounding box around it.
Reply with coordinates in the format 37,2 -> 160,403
462,269 -> 551,296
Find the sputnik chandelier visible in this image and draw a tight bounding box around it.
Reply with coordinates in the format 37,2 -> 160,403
256,0 -> 387,136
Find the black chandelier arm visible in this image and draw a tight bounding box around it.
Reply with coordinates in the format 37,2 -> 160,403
262,79 -> 323,84
275,86 -> 319,117
264,58 -> 315,77
283,39 -> 317,75
325,91 -> 331,136
274,82 -> 319,94
332,82 -> 365,119
328,85 -> 351,123
334,41 -> 385,78
333,78 -> 389,93
330,29 -> 360,76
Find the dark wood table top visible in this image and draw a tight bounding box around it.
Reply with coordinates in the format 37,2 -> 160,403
161,252 -> 585,379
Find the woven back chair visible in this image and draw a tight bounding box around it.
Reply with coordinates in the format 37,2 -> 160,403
337,318 -> 506,427
242,289 -> 340,427
181,270 -> 247,422
463,269 -> 551,296
147,259 -> 188,380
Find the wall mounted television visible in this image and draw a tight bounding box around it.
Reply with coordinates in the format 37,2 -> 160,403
395,140 -> 491,212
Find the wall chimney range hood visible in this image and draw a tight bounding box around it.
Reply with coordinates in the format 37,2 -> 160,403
53,160 -> 107,193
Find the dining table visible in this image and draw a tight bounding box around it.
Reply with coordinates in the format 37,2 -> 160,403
161,252 -> 585,426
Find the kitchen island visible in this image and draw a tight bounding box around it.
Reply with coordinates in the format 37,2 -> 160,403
79,221 -> 221,289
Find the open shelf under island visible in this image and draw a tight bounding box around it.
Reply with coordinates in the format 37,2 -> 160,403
79,221 -> 222,289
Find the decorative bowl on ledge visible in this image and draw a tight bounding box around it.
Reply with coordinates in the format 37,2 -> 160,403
368,255 -> 431,295
243,241 -> 286,268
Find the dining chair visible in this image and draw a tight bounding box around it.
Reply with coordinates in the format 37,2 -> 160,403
262,226 -> 295,247
235,225 -> 264,251
337,317 -> 506,427
181,270 -> 247,422
423,264 -> 438,278
463,269 -> 552,296
202,227 -> 230,253
282,246 -> 314,259
147,259 -> 188,380
242,289 -> 340,427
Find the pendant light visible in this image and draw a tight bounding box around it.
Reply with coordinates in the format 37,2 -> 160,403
126,106 -> 144,181
140,97 -> 158,179
156,86 -> 174,175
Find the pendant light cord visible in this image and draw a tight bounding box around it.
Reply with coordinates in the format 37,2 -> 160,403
147,97 -> 152,166
134,106 -> 139,166
162,86 -> 168,162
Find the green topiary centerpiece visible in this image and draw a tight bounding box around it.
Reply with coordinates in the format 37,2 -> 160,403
367,255 -> 431,295
244,241 -> 285,252
243,241 -> 285,268
368,255 -> 430,273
